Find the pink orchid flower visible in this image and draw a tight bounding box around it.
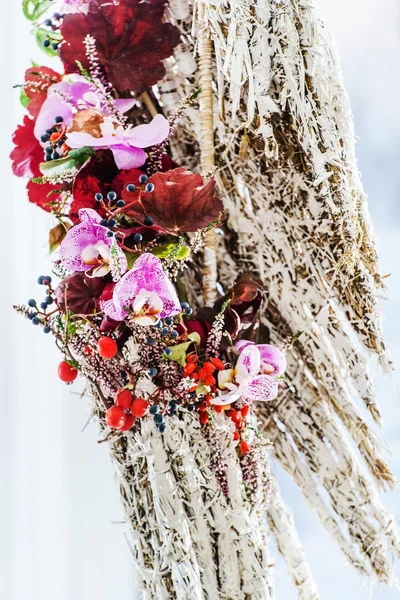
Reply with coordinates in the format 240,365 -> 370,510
60,208 -> 127,278
101,253 -> 181,325
66,114 -> 170,170
211,342 -> 285,406
34,76 -> 135,143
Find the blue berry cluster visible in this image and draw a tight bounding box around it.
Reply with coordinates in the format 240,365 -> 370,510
27,276 -> 54,333
41,117 -> 66,162
42,14 -> 64,50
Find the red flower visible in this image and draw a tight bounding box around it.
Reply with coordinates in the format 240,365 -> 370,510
59,0 -> 181,94
24,66 -> 61,118
10,115 -> 62,211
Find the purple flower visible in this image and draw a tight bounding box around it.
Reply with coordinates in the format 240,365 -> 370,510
66,114 -> 169,170
60,208 -> 127,277
212,343 -> 285,406
34,76 -> 136,143
102,253 -> 181,325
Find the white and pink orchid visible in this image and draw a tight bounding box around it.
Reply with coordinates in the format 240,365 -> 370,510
66,114 -> 170,170
60,208 -> 127,277
211,342 -> 286,406
101,253 -> 181,325
34,76 -> 136,143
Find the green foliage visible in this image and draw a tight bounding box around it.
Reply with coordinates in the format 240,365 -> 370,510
20,88 -> 30,108
165,332 -> 201,367
39,147 -> 95,178
22,0 -> 53,21
152,240 -> 191,261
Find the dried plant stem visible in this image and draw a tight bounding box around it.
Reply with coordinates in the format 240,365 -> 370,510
197,0 -> 218,307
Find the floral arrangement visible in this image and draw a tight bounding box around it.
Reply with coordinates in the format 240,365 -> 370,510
12,1 -> 288,596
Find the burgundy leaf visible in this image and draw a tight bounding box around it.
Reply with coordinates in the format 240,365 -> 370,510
121,168 -> 224,235
56,273 -> 106,315
59,0 -> 181,93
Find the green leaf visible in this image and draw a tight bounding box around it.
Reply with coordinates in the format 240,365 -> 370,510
20,88 -> 30,108
39,147 -> 95,178
123,251 -> 140,270
23,0 -> 54,21
152,242 -> 191,260
165,332 -> 201,367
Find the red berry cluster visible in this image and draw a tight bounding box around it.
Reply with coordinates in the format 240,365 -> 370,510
106,388 -> 149,432
183,355 -> 225,389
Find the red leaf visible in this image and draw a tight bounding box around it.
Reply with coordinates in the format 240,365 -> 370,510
27,179 -> 62,213
59,0 -> 181,93
121,168 -> 224,235
24,66 -> 61,118
56,273 -> 106,315
10,115 -> 43,178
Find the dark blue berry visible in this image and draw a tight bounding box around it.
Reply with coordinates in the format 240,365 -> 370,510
107,191 -> 117,201
165,317 -> 174,326
170,330 -> 179,340
116,199 -> 125,208
45,18 -> 52,26
43,276 -> 52,284
158,423 -> 166,433
54,116 -> 63,123
51,152 -> 59,160
163,348 -> 172,357
148,367 -> 158,377
169,401 -> 178,411
37,275 -> 45,284
107,219 -> 116,228
45,296 -> 53,305
46,128 -> 54,135
149,405 -> 160,415
28,299 -> 36,307
154,413 -> 164,425
40,302 -> 47,310
106,231 -> 114,237
99,219 -> 108,226
32,316 -> 41,325
53,12 -> 61,19
95,193 -> 103,202
45,155 -> 53,162
45,145 -> 52,154
43,326 -> 51,334
139,174 -> 148,184
180,302 -> 190,309
40,135 -> 49,143
133,233 -> 142,244
28,312 -> 35,320
161,327 -> 169,336
145,183 -> 155,192
147,337 -> 155,346
43,39 -> 50,48
51,43 -> 59,51
185,307 -> 193,315
126,184 -> 135,193
188,404 -> 196,412
144,216 -> 154,226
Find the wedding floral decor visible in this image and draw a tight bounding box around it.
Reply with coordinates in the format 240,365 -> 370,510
12,0 -> 399,598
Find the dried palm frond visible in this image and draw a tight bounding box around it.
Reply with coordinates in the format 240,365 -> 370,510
158,0 -> 399,594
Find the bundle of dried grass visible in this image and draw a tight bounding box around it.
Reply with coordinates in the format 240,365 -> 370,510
157,0 -> 399,595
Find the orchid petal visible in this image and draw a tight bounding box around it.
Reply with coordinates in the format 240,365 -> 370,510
126,114 -> 169,148
34,94 -> 73,141
257,344 -> 287,376
112,145 -> 147,170
242,375 -> 279,403
115,98 -> 137,113
236,344 -> 261,384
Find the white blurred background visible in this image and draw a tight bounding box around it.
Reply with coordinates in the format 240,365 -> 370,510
1,1 -> 399,599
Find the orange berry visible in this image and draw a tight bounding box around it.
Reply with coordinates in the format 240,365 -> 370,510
211,357 -> 225,370
205,394 -> 213,405
200,412 -> 209,425
203,362 -> 215,373
203,375 -> 216,386
115,388 -> 133,410
97,337 -> 118,359
106,406 -> 126,429
58,360 -> 78,383
240,440 -> 250,454
119,413 -> 135,431
228,410 -> 240,424
240,405 -> 250,418
233,431 -> 240,441
197,367 -> 207,380
130,397 -> 148,418
187,354 -> 197,363
214,405 -> 224,413
184,362 -> 196,375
